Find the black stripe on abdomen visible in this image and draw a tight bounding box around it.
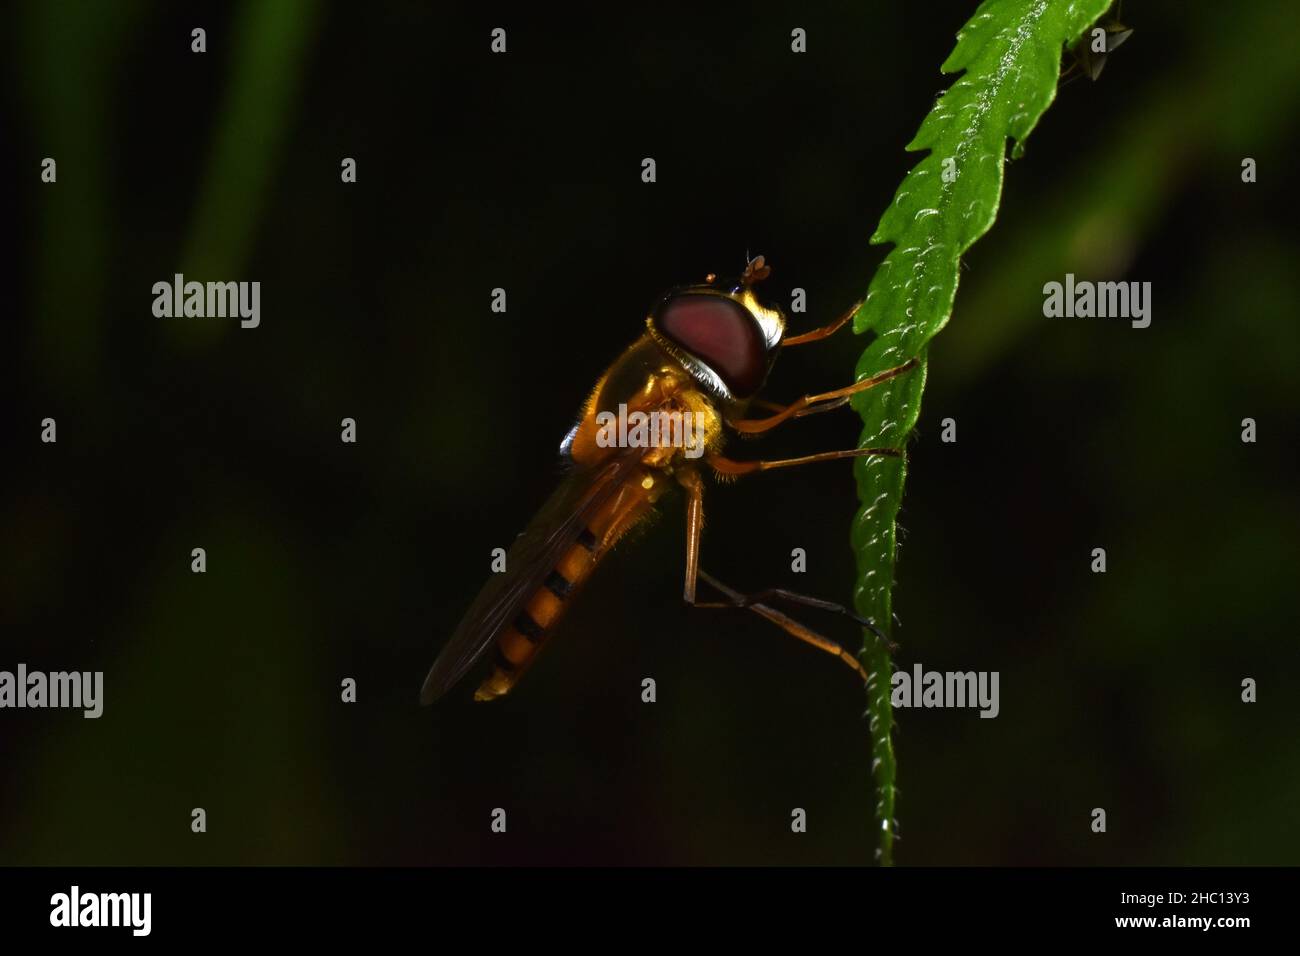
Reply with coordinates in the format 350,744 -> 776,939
513,610 -> 546,643
544,569 -> 573,600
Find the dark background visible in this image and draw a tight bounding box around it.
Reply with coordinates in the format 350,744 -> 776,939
3,1 -> 1298,865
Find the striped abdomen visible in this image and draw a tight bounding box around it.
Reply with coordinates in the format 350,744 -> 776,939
473,468 -> 662,700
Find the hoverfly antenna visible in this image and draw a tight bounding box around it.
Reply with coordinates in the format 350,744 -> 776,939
742,254 -> 771,285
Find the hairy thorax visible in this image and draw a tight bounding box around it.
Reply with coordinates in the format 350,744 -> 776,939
566,334 -> 728,474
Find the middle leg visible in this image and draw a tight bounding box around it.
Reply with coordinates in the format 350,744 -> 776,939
728,356 -> 920,435
708,445 -> 902,478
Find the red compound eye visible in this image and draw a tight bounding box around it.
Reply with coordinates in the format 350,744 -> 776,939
656,294 -> 767,397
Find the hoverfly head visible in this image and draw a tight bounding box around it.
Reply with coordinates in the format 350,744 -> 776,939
647,255 -> 787,401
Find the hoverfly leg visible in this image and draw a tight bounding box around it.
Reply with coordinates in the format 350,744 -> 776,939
709,445 -> 903,477
696,572 -> 897,652
728,357 -> 919,434
748,395 -> 851,419
781,298 -> 861,346
679,468 -> 705,604
677,471 -> 887,682
688,571 -> 876,684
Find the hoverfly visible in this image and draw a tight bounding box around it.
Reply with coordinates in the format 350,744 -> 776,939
420,256 -> 917,704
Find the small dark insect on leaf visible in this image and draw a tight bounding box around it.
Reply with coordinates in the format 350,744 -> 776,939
1065,8 -> 1132,82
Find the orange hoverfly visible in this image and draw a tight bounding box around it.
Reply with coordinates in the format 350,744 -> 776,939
420,255 -> 917,704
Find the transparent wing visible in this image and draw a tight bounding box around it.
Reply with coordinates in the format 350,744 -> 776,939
419,449 -> 643,703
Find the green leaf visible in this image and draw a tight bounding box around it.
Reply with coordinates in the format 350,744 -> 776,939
850,0 -> 1113,865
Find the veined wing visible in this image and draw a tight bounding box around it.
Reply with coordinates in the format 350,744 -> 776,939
420,448 -> 645,704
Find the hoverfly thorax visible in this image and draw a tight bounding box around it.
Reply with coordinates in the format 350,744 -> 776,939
645,255 -> 786,405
